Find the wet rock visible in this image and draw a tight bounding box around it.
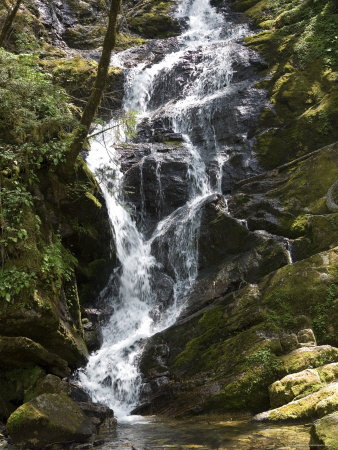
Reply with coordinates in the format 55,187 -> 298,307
123,149 -> 190,230
253,382 -> 338,422
69,381 -> 91,403
76,402 -> 116,432
82,320 -> 103,353
310,412 -> 338,449
6,393 -> 93,448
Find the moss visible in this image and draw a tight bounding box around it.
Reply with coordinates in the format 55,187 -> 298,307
232,0 -> 338,168
6,393 -> 92,447
173,306 -> 225,374
280,346 -> 338,375
317,363 -> 338,384
311,412 -> 338,449
115,32 -> 146,50
127,0 -> 180,39
256,382 -> 338,422
262,248 -> 338,343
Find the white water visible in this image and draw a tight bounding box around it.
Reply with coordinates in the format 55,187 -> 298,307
79,0 -> 250,421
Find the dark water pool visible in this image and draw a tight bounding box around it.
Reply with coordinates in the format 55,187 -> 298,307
97,415 -> 312,449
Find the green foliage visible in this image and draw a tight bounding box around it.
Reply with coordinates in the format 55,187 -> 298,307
0,49 -> 79,304
245,348 -> 281,374
0,268 -> 36,302
41,237 -> 78,289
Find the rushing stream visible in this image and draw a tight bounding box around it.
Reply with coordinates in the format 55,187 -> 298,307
79,0 -> 263,424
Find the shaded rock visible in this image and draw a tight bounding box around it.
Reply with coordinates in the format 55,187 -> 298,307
310,412 -> 338,449
280,346 -> 338,376
24,374 -> 70,402
0,337 -> 70,378
280,334 -> 299,353
83,321 -> 103,353
253,382 -> 338,422
77,402 -> 116,432
69,381 -> 91,403
6,393 -> 92,448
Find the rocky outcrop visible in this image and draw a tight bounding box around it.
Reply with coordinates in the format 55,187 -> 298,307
251,346 -> 338,423
253,382 -> 338,422
137,245 -> 337,416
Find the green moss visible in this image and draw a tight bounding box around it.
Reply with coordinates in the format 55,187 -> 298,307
127,0 -> 180,39
173,306 -> 225,373
234,0 -> 338,168
115,32 -> 146,50
262,248 -> 338,342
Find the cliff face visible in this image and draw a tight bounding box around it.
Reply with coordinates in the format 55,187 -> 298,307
0,0 -> 337,446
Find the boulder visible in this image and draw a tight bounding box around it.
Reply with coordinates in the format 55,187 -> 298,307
253,382 -> 338,422
269,369 -> 322,408
24,374 -> 70,402
77,402 -> 116,432
6,393 -> 92,448
310,412 -> 338,449
297,329 -> 317,347
280,346 -> 338,375
280,334 -> 299,353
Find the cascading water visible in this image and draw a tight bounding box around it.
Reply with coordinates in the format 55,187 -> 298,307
79,0 -> 256,420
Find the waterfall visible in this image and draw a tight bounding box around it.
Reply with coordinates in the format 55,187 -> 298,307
79,0 -> 254,420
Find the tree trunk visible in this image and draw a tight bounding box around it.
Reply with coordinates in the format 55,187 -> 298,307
65,0 -> 122,167
0,0 -> 23,47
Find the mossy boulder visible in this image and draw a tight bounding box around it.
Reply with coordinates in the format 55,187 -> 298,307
310,412 -> 338,449
126,0 -> 180,39
24,374 -> 70,403
253,382 -> 338,422
280,346 -> 338,376
269,366 -> 334,408
6,393 -> 92,448
0,337 -> 69,378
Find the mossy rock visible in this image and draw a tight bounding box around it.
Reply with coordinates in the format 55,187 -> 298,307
126,0 -> 180,39
253,382 -> 338,422
6,393 -> 92,448
24,374 -> 70,403
310,412 -> 338,449
280,346 -> 338,376
233,0 -> 338,168
269,368 -> 324,408
0,337 -> 69,378
262,247 -> 338,343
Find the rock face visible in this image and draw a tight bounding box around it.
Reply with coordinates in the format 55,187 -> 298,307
137,247 -> 338,416
6,394 -> 93,448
